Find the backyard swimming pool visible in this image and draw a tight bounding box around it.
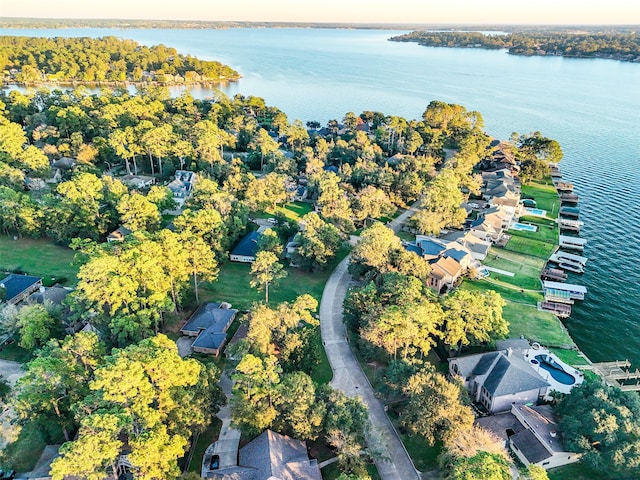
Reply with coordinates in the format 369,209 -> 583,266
511,223 -> 538,232
533,355 -> 576,385
524,207 -> 548,217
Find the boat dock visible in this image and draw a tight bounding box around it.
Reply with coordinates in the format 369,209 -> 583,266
543,280 -> 587,301
555,181 -> 574,192
559,235 -> 587,251
538,301 -> 572,318
558,218 -> 583,232
559,206 -> 580,218
560,192 -> 579,204
549,250 -> 588,266
541,268 -> 568,282
581,361 -> 640,391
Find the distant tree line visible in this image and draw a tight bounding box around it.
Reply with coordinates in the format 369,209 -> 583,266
390,31 -> 640,62
0,36 -> 240,84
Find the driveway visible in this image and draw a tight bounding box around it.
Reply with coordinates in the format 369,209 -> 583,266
319,202 -> 421,480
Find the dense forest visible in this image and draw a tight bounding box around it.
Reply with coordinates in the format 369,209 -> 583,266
390,31 -> 640,62
0,36 -> 240,84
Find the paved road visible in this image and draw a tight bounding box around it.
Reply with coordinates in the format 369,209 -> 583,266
319,203 -> 421,480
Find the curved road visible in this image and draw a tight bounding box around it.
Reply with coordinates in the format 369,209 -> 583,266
319,204 -> 421,480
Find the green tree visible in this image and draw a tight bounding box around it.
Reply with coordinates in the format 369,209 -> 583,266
294,212 -> 343,271
231,354 -> 282,436
15,303 -> 58,350
117,193 -> 161,232
274,372 -> 325,440
250,251 -> 287,303
50,413 -> 124,480
556,381 -> 640,475
442,289 -> 508,352
445,451 -> 511,480
402,369 -> 474,445
245,172 -> 287,212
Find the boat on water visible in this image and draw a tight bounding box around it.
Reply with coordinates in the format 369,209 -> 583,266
558,262 -> 585,274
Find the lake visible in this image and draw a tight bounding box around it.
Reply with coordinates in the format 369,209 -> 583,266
2,27 -> 640,366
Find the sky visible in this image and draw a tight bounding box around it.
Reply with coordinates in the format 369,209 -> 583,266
2,0 -> 639,25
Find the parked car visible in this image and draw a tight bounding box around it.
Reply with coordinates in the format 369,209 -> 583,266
468,202 -> 479,208
266,217 -> 278,224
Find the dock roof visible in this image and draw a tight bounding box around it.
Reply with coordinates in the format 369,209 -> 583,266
543,281 -> 587,294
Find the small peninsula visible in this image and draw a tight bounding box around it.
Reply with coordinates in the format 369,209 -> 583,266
0,36 -> 240,86
389,31 -> 640,63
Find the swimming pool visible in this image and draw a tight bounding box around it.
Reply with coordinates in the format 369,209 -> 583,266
524,207 -> 548,217
533,355 -> 576,385
511,223 -> 538,232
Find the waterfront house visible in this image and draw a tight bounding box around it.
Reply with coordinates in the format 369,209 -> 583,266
429,256 -> 463,293
510,404 -> 581,470
0,274 -> 43,306
449,349 -> 550,414
229,231 -> 261,263
180,302 -> 238,356
468,216 -> 504,244
441,231 -> 492,261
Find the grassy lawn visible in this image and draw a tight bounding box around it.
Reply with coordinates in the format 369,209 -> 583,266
549,348 -> 591,367
187,418 -> 222,472
503,234 -> 556,259
548,462 -> 607,480
252,201 -> 314,223
0,236 -> 78,285
521,179 -> 560,219
460,280 -> 573,347
396,231 -> 415,242
483,249 -> 545,290
202,246 -> 350,310
509,221 -> 558,245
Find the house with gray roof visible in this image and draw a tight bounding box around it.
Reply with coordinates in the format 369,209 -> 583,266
510,404 -> 581,470
204,430 -> 321,480
229,231 -> 261,263
449,349 -> 550,413
181,302 -> 238,356
0,274 -> 43,306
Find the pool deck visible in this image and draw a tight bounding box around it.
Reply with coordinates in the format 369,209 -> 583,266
523,347 -> 584,395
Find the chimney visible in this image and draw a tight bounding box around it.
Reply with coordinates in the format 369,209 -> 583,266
507,347 -> 513,357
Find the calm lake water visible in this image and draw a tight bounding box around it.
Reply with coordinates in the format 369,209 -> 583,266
3,28 -> 640,366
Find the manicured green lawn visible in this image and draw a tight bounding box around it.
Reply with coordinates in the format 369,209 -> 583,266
252,201 -> 314,223
0,236 -> 78,285
509,221 -> 558,245
549,348 -> 591,367
483,249 -> 545,290
460,280 -> 573,347
202,246 -> 350,310
504,234 -> 556,259
521,179 -> 560,219
548,462 -> 606,480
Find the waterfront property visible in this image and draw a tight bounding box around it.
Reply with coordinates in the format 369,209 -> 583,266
543,281 -> 587,301
449,347 -> 550,414
522,344 -> 584,394
509,404 -> 581,470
